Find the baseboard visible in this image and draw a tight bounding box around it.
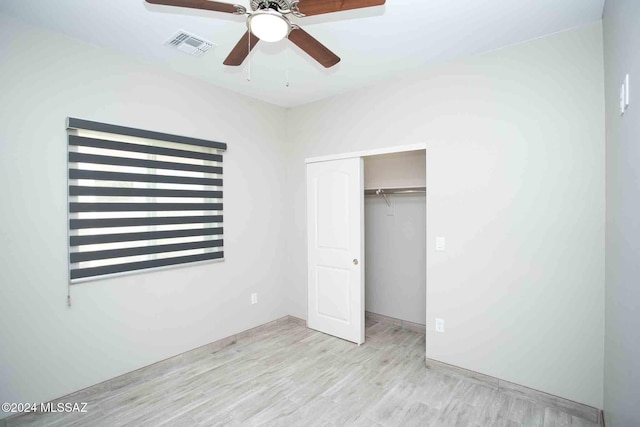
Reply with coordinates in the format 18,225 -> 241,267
365,311 -> 426,334
425,358 -> 601,424
286,315 -> 307,327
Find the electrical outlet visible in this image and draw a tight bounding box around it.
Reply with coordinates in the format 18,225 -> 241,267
251,293 -> 258,305
436,237 -> 446,251
435,318 -> 445,333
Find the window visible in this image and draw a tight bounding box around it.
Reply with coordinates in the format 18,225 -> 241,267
67,118 -> 226,282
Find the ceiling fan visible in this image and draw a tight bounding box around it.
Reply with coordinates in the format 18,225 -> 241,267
146,0 -> 386,68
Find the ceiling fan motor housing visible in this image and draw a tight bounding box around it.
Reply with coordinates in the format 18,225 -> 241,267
250,0 -> 290,12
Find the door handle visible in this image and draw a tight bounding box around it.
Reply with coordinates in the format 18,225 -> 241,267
353,258 -> 359,265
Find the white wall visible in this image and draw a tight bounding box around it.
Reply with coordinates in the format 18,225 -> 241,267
285,23 -> 605,407
602,1 -> 640,425
0,15 -> 288,410
365,194 -> 426,325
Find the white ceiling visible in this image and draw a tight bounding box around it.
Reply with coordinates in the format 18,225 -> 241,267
0,0 -> 604,107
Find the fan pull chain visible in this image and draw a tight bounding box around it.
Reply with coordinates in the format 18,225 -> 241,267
247,32 -> 252,82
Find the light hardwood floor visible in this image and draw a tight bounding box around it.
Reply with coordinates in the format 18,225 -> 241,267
5,316 -> 600,426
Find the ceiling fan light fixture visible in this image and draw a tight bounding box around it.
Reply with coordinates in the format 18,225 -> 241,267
247,10 -> 290,42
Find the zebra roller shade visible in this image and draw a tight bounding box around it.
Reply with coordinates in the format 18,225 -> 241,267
67,118 -> 226,282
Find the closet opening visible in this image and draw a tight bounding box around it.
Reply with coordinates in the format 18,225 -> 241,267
306,144 -> 426,346
363,150 -> 426,340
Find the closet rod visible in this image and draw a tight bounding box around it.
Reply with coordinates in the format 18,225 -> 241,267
364,187 -> 426,196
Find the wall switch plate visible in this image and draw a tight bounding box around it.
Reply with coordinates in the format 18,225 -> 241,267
621,74 -> 631,116
435,318 -> 445,333
251,293 -> 258,304
436,236 -> 446,251
625,74 -> 630,108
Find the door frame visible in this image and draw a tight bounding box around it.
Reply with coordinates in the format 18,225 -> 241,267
305,143 -> 428,345
305,143 -> 427,165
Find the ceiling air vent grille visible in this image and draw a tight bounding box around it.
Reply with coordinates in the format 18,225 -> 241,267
166,30 -> 214,57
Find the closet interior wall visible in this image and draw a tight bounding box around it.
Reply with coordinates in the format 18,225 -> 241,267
363,150 -> 427,326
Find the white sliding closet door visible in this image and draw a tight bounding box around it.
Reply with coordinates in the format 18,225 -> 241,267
307,158 -> 364,344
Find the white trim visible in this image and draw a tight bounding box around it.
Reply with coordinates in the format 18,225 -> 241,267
305,143 -> 427,164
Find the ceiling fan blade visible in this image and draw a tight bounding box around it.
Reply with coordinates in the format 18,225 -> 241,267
145,0 -> 242,14
223,31 -> 260,66
295,0 -> 385,17
288,27 -> 340,68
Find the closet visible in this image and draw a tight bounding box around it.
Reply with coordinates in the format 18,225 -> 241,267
306,147 -> 426,345
364,150 -> 426,331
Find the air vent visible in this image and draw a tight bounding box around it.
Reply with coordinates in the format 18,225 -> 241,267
165,30 -> 214,57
